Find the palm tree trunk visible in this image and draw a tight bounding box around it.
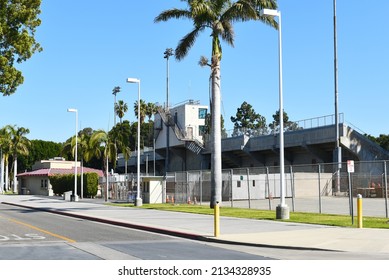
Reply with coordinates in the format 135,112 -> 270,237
13,157 -> 17,193
5,163 -> 9,191
210,60 -> 222,208
0,152 -> 4,193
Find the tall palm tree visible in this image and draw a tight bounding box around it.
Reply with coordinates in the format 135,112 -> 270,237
7,125 -> 30,193
90,129 -> 117,201
112,86 -> 121,126
134,99 -> 147,125
0,127 -> 11,193
114,100 -> 128,124
63,130 -> 96,198
146,102 -> 157,122
155,0 -> 277,207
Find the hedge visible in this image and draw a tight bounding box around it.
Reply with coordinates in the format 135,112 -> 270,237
51,173 -> 99,198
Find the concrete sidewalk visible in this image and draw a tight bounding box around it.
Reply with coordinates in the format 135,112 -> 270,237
2,195 -> 389,255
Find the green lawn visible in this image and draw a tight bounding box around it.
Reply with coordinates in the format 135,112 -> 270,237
107,202 -> 389,229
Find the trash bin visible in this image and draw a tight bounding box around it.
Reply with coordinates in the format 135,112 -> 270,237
64,191 -> 73,201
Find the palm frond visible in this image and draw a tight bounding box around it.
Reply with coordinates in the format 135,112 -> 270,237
175,26 -> 204,60
154,8 -> 192,23
221,0 -> 258,22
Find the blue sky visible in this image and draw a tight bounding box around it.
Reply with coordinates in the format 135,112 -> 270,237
1,0 -> 388,143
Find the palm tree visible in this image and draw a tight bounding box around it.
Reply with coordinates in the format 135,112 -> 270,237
134,99 -> 147,125
155,0 -> 277,207
146,102 -> 157,122
112,86 -> 121,126
63,130 -> 96,198
0,127 -> 12,193
7,125 -> 30,193
114,100 -> 128,124
90,129 -> 117,201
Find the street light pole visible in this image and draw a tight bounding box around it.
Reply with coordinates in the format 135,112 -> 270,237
67,108 -> 78,202
260,8 -> 289,219
127,78 -> 142,207
164,48 -> 173,176
333,0 -> 342,194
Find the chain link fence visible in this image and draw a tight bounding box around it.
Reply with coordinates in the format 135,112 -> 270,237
166,160 -> 389,218
105,161 -> 389,217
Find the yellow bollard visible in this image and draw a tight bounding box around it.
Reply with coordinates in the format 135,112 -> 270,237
357,194 -> 363,228
214,201 -> 220,237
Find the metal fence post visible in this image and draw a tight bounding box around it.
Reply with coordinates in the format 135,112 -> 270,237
199,170 -> 203,205
290,166 -> 295,212
266,167 -> 271,210
318,164 -> 322,214
246,168 -> 251,209
230,169 -> 234,208
384,161 -> 388,218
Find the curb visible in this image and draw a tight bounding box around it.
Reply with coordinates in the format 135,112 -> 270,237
2,201 -> 338,253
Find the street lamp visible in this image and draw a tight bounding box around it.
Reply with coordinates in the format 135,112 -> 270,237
164,48 -> 174,175
126,78 -> 142,207
333,0 -> 342,194
67,108 -> 78,202
260,8 -> 289,219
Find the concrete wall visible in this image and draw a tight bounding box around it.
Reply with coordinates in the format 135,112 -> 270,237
32,160 -> 80,170
142,178 -> 163,204
229,172 -> 333,200
19,176 -> 52,196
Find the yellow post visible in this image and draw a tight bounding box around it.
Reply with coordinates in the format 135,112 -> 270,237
214,201 -> 220,237
357,194 -> 363,228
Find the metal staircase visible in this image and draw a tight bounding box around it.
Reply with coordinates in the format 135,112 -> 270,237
157,107 -> 204,154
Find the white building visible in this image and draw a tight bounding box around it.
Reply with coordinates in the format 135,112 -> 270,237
153,100 -> 208,172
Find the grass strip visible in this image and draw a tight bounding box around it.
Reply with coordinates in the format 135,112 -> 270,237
107,202 -> 389,229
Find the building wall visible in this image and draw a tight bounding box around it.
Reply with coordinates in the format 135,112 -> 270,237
155,102 -> 208,150
19,176 -> 52,196
32,160 -> 80,170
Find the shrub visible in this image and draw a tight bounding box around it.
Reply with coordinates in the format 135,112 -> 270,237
51,173 -> 99,197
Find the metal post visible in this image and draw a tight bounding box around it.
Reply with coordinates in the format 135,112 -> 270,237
67,108 -> 78,202
290,166 -> 295,212
230,169 -> 234,208
318,164 -> 322,214
260,9 -> 289,219
334,0 -> 342,194
214,201 -> 220,237
127,78 -> 142,206
164,48 -> 173,177
199,170 -> 203,205
384,161 -> 388,218
348,171 -> 354,224
246,168 -> 251,209
266,167 -> 271,210
357,194 -> 363,228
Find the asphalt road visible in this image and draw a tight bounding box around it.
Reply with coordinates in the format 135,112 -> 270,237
0,203 -> 272,260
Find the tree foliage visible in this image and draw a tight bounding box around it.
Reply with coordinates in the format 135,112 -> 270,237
0,0 -> 43,96
20,139 -> 62,170
230,101 -> 267,135
269,110 -> 300,132
366,134 -> 389,151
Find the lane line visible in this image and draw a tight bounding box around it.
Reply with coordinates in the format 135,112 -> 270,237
8,218 -> 76,243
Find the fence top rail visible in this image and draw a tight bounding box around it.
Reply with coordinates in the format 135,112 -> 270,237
222,113 -> 344,139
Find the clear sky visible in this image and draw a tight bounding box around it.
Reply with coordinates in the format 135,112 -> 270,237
1,0 -> 388,143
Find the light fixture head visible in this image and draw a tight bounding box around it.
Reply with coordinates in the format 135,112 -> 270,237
260,8 -> 279,17
127,78 -> 140,84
